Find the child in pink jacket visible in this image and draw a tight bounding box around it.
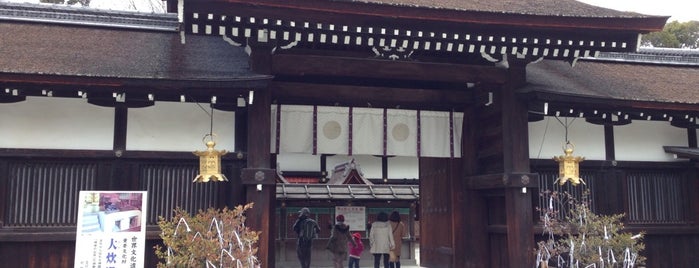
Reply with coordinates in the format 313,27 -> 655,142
348,232 -> 364,268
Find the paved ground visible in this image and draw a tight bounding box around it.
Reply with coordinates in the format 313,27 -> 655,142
277,244 -> 425,268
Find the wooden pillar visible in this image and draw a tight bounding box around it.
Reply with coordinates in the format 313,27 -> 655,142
458,104 -> 489,268
501,59 -> 534,268
241,43 -> 276,268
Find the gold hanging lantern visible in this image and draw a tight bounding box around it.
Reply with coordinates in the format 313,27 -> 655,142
193,134 -> 228,183
553,141 -> 585,186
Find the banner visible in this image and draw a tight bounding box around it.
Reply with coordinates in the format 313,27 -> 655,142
75,191 -> 148,268
335,206 -> 366,231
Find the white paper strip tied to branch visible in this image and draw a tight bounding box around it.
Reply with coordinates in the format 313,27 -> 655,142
166,216 -> 259,268
622,247 -> 638,268
569,239 -> 575,268
608,248 -> 617,264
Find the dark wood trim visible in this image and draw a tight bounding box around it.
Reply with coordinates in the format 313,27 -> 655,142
604,124 -> 615,160
270,81 -> 473,110
113,103 -> 127,152
465,173 -> 539,189
272,54 -> 509,84
523,90 -> 699,113
0,230 -> 76,242
0,149 -> 116,159
689,128 -> 698,148
381,156 -> 388,180
235,109 -> 248,153
0,160 -> 6,227
0,72 -> 271,91
531,158 -> 692,169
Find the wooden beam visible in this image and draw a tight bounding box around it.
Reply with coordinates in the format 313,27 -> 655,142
272,54 -> 509,84
465,173 -> 539,189
270,81 -> 473,110
0,73 -> 270,90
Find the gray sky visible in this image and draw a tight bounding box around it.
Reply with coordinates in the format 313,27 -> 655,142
577,0 -> 699,22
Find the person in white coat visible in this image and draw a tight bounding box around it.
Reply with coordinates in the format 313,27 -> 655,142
369,211 -> 394,268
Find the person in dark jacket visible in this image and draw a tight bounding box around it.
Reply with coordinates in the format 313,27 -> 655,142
327,214 -> 356,268
293,207 -> 320,268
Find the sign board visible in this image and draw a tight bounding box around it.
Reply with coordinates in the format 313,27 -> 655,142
335,206 -> 366,231
75,191 -> 148,268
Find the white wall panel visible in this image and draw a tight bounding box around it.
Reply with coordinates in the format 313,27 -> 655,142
127,102 -> 235,151
387,156 -> 419,179
614,120 -> 687,161
277,153 -> 320,172
529,116 -> 605,160
0,97 -> 113,150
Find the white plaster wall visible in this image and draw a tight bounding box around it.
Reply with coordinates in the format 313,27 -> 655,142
387,156 -> 419,179
614,120 -> 687,161
277,153 -> 320,171
0,97 -> 114,150
529,116 -> 606,160
126,102 -> 235,151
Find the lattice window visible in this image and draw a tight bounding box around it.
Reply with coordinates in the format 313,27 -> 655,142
5,161 -> 98,227
537,169 -> 597,219
139,163 -> 221,225
627,170 -> 688,224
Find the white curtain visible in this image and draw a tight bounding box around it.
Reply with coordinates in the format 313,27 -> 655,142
317,106 -> 349,155
420,110 -> 451,157
387,109 -> 418,156
352,107 -> 383,155
279,105 -> 313,153
270,105 -> 463,158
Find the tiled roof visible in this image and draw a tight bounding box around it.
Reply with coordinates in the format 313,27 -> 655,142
0,4 -> 270,86
350,0 -> 656,18
594,48 -> 699,66
524,59 -> 699,105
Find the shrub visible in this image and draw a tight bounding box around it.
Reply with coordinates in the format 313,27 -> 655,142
535,190 -> 645,268
154,203 -> 260,268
